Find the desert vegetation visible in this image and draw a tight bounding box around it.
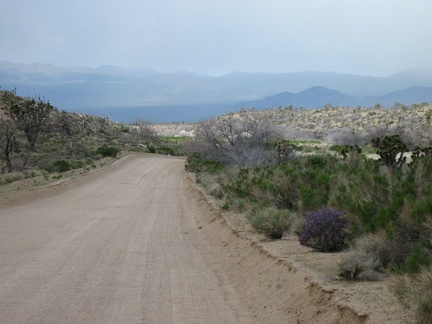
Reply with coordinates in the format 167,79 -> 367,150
184,104 -> 432,322
2,87 -> 432,321
0,90 -> 183,188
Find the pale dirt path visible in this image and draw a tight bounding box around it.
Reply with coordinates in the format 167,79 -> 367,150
0,155 -> 255,324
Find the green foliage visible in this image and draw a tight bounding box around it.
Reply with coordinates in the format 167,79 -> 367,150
329,158 -> 392,234
52,160 -> 71,172
249,207 -> 291,239
404,244 -> 431,274
298,168 -> 331,212
329,144 -> 346,153
305,155 -> 327,168
46,160 -> 85,173
96,145 -> 120,157
156,146 -> 175,155
222,157 -> 335,212
185,153 -> 225,174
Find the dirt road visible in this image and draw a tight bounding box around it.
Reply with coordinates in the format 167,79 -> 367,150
0,155 -> 255,323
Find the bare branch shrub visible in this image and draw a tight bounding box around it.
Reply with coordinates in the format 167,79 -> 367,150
133,119 -> 159,143
282,127 -> 320,141
324,128 -> 367,146
196,112 -> 282,167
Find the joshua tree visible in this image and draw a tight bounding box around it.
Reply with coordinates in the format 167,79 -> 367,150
0,116 -> 18,173
372,134 -> 408,172
3,91 -> 54,151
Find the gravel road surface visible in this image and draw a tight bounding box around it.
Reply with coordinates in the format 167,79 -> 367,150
0,155 -> 255,323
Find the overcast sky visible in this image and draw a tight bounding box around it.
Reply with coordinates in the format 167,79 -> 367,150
1,0 -> 431,76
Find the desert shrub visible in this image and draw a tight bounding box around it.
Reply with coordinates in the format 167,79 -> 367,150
148,146 -> 156,153
299,207 -> 350,252
52,160 -> 71,172
185,153 -> 225,174
249,207 -> 291,239
329,144 -> 346,153
197,173 -> 225,199
338,233 -> 390,280
391,267 -> 432,324
305,155 -> 327,168
96,145 -> 120,157
338,249 -> 382,281
46,160 -> 85,173
288,212 -> 306,235
196,113 -> 282,167
0,172 -> 25,185
415,269 -> 432,324
298,169 -> 331,212
385,210 -> 432,273
68,160 -> 84,169
329,159 -> 392,234
156,146 -> 175,155
222,166 -> 290,209
231,198 -> 246,211
403,243 -> 431,274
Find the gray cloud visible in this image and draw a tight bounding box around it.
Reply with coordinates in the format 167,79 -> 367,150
1,0 -> 431,76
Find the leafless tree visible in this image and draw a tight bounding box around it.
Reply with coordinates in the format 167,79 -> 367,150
324,128 -> 367,146
134,119 -> 158,143
196,113 -> 282,167
3,91 -> 54,151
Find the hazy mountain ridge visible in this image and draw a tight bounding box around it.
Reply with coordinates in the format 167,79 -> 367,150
1,61 -> 431,112
237,86 -> 432,109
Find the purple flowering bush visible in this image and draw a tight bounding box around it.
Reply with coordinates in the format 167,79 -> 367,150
298,207 -> 350,252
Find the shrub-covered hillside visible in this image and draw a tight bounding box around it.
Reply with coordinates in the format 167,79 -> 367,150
0,90 -> 182,187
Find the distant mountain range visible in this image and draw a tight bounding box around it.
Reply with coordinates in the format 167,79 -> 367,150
237,86 -> 432,109
1,61 -> 432,116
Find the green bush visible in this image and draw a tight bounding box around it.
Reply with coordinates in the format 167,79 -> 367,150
157,146 -> 175,155
249,207 -> 291,239
52,160 -> 72,172
298,169 -> 331,212
96,145 -> 120,157
403,243 -> 431,274
148,146 -> 156,153
329,144 -> 346,153
306,155 -> 327,168
185,153 -> 225,174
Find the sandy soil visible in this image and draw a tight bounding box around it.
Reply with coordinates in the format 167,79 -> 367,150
0,154 -> 412,323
